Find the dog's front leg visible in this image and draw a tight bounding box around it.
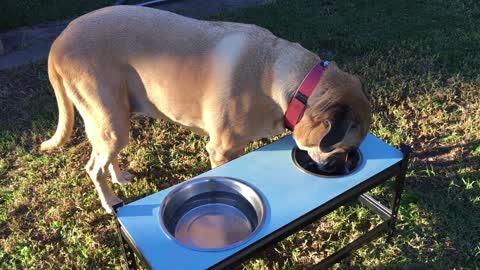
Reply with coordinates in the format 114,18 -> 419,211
206,135 -> 245,168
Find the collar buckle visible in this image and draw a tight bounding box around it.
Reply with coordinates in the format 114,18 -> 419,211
284,60 -> 330,130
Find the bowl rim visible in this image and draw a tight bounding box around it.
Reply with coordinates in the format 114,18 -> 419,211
291,147 -> 364,178
159,176 -> 267,252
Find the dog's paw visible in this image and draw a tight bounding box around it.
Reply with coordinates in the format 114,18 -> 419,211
112,171 -> 134,186
40,140 -> 56,152
101,196 -> 124,215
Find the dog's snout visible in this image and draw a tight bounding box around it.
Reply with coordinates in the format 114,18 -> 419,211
318,152 -> 347,173
329,152 -> 347,165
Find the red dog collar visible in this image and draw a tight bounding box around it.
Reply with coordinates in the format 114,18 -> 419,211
284,60 -> 329,130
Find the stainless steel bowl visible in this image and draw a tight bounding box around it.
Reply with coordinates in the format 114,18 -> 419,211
160,177 -> 266,251
292,148 -> 363,177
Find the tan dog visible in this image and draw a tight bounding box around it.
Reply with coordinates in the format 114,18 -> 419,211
41,6 -> 371,214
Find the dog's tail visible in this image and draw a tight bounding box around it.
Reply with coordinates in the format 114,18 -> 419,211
40,61 -> 74,152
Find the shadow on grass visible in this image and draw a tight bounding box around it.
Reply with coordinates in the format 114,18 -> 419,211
348,140 -> 480,268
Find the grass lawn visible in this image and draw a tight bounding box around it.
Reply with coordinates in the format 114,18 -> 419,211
1,0 -> 480,269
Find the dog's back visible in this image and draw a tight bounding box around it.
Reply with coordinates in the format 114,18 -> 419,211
51,6 -> 276,68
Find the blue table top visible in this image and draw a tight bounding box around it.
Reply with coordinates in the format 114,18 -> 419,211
117,133 -> 403,269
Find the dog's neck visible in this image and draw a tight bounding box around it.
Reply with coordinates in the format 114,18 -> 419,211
269,42 -> 320,115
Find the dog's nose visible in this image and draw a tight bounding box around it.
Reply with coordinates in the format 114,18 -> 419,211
318,153 -> 346,173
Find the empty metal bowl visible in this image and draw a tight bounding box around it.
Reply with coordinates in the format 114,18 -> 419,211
292,148 -> 362,177
160,177 -> 266,251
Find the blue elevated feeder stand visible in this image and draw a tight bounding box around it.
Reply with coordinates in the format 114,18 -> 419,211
114,133 -> 410,269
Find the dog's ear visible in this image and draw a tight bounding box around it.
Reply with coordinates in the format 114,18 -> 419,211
320,105 -> 351,152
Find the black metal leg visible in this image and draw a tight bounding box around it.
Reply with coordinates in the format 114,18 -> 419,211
309,222 -> 390,270
113,202 -> 138,270
358,194 -> 392,221
116,221 -> 138,270
387,144 -> 411,242
309,144 -> 411,269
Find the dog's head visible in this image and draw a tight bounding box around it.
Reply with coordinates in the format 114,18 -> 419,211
293,62 -> 372,173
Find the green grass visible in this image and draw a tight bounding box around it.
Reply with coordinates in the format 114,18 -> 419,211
1,0 -> 480,269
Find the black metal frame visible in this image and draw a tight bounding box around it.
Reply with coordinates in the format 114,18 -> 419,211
114,144 -> 410,270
